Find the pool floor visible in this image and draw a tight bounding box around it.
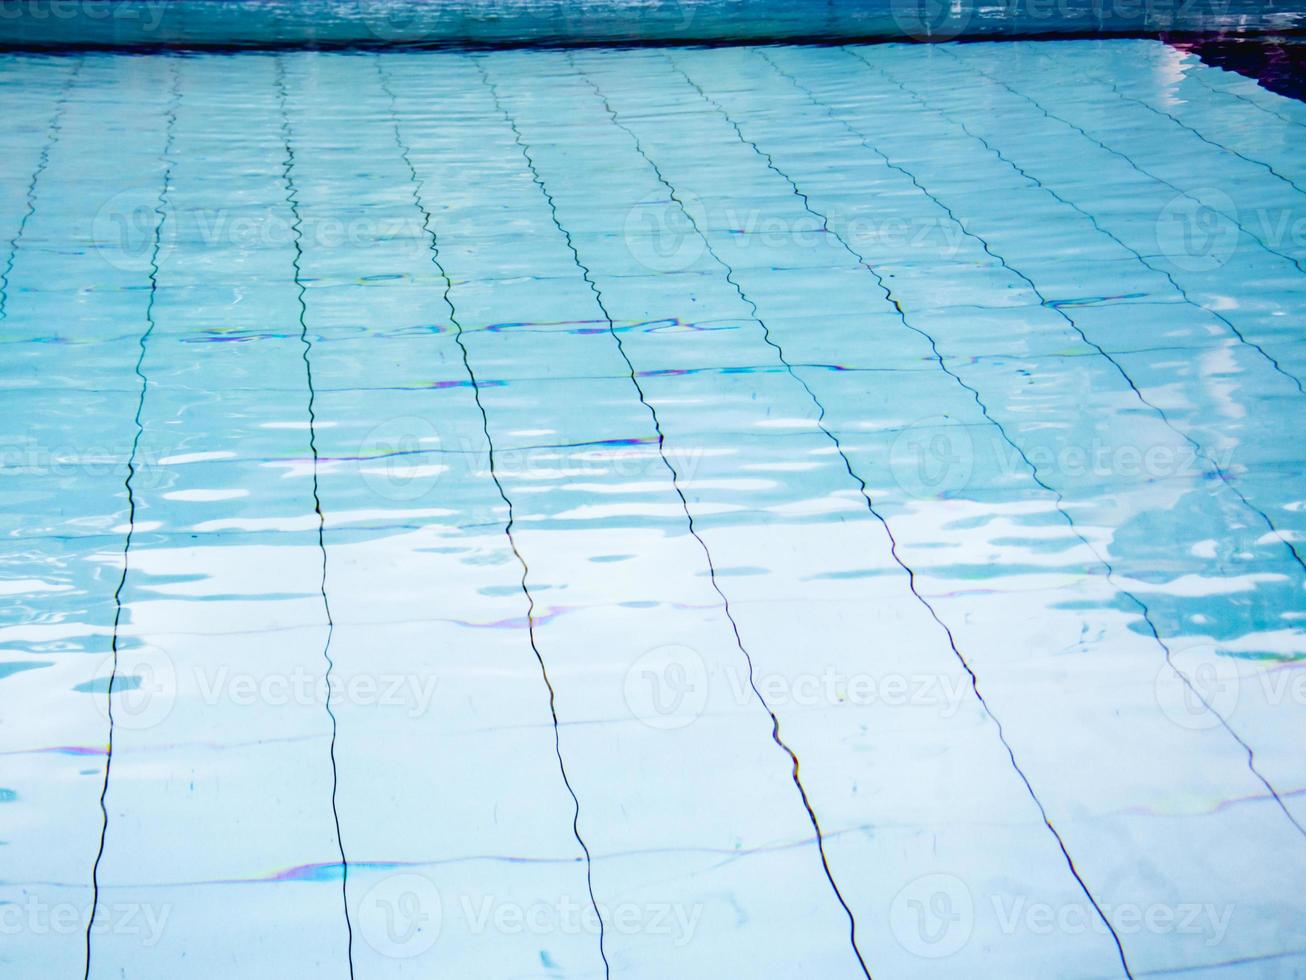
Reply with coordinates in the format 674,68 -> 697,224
2,39 -> 1306,979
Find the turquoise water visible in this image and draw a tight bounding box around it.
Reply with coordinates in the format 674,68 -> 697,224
2,39 -> 1305,979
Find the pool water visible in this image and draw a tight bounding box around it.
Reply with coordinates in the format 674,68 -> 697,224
2,39 -> 1305,979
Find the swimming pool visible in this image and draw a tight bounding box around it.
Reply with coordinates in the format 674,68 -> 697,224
2,33 -> 1305,980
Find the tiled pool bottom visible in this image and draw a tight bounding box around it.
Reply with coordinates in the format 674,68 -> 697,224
3,38 -> 1306,979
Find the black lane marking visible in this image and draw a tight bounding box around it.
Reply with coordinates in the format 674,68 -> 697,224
374,55 -> 611,978
85,56 -> 180,980
275,54 -> 356,979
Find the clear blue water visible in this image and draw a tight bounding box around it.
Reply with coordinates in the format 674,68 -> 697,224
2,39 -> 1305,979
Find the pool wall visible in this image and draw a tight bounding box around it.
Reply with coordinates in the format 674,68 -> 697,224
1,0 -> 1304,50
